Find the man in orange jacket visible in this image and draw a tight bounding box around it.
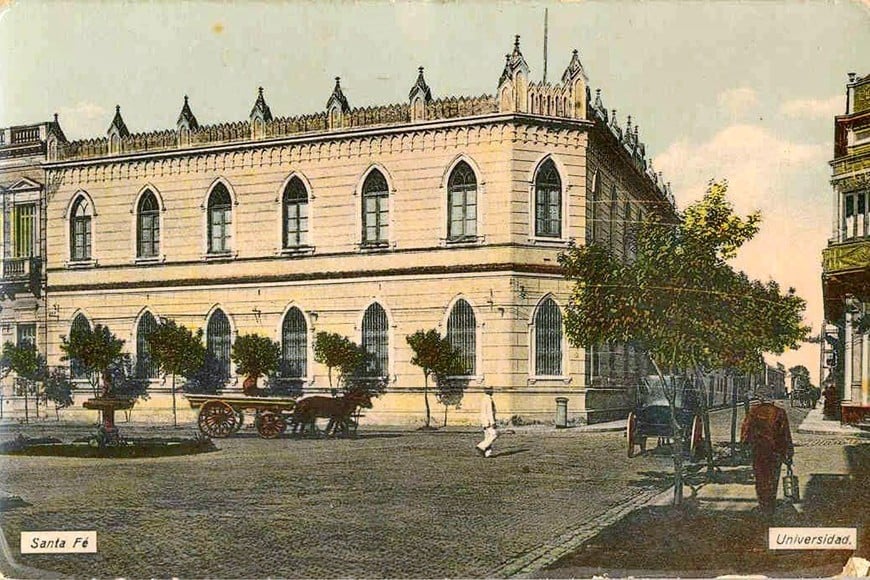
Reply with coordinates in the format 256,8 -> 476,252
741,386 -> 794,517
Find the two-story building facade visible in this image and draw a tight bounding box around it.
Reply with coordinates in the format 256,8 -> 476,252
822,71 -> 870,424
43,39 -> 676,425
1,119 -> 66,413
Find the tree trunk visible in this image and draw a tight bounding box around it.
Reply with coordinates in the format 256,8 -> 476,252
730,380 -> 739,455
648,356 -> 683,506
171,374 -> 177,427
23,387 -> 29,424
692,368 -> 716,475
423,373 -> 431,428
443,404 -> 448,427
55,404 -> 60,421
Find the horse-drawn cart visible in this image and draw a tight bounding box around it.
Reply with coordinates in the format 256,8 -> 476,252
186,394 -> 298,439
626,375 -> 704,458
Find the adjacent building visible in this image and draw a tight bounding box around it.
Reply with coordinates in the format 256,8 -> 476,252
0,120 -> 66,414
42,38 -> 677,425
822,71 -> 870,424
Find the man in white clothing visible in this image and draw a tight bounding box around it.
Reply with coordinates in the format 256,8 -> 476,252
476,387 -> 498,457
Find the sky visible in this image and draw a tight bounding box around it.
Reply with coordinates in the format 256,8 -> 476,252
2,0 -> 869,383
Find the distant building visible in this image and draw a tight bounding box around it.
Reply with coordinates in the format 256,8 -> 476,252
822,71 -> 870,424
42,38 -> 677,425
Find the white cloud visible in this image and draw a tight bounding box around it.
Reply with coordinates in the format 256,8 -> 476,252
56,101 -> 109,140
655,124 -> 830,382
780,95 -> 844,119
717,87 -> 759,119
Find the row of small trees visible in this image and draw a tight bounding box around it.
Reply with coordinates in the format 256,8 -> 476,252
0,317 -> 469,428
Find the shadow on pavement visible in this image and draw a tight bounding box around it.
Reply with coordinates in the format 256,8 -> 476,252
540,441 -> 870,578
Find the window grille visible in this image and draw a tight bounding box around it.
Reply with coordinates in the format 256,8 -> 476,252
447,299 -> 476,374
16,324 -> 36,349
208,184 -> 232,253
137,191 -> 160,258
283,178 -> 309,248
13,204 -> 36,258
207,309 -> 232,379
136,311 -> 158,378
361,303 -> 388,376
447,162 -> 477,241
281,308 -> 307,378
608,185 -> 618,247
70,313 -> 91,378
70,197 -> 92,261
362,171 -> 389,245
535,159 -> 562,237
535,298 -> 563,376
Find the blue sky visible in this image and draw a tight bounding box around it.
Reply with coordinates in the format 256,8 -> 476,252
2,0 -> 869,381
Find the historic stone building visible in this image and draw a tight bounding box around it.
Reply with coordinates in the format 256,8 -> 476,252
823,72 -> 870,424
0,119 -> 66,412
43,38 -> 676,425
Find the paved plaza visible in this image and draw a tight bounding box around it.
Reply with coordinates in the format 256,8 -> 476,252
0,405 -> 866,578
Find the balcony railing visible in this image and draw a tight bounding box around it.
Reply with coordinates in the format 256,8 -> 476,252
1,257 -> 39,281
823,238 -> 870,274
9,126 -> 41,144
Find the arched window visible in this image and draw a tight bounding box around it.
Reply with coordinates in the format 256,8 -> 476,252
137,191 -> 160,258
207,183 -> 232,254
207,309 -> 232,379
361,303 -> 388,376
447,299 -> 476,375
361,170 -> 389,246
70,313 -> 91,379
281,308 -> 307,378
535,298 -> 563,376
534,159 -> 562,238
283,177 -> 309,248
136,311 -> 158,378
447,162 -> 478,241
70,196 -> 92,261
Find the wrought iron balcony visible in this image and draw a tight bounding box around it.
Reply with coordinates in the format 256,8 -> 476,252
823,238 -> 870,275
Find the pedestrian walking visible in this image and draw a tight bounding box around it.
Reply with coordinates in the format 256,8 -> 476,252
476,387 -> 498,458
740,386 -> 794,517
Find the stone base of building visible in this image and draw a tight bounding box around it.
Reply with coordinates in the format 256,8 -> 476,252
0,388 -> 631,429
840,403 -> 870,425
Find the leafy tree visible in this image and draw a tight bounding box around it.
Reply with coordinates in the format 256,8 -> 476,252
560,180 -> 809,505
148,318 -> 206,426
0,342 -> 46,423
60,323 -> 126,398
789,365 -> 811,390
406,329 -> 465,429
434,376 -> 468,427
232,333 -> 280,394
183,351 -> 227,395
313,331 -> 366,390
42,367 -> 75,421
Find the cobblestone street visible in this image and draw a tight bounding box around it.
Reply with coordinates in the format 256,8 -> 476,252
1,421 -> 675,578
1,405 -> 863,578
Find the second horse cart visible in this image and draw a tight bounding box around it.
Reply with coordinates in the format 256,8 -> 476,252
626,375 -> 704,458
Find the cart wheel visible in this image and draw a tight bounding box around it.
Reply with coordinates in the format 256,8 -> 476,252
689,414 -> 704,458
627,412 -> 637,458
256,411 -> 287,439
198,401 -> 238,438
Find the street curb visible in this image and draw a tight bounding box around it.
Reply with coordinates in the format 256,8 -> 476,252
488,486 -> 674,578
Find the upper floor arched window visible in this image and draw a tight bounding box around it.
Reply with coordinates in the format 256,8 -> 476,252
361,303 -> 388,377
207,309 -> 232,379
361,170 -> 389,246
283,177 -> 309,248
137,190 -> 160,259
447,162 -> 478,241
70,196 -> 92,261
136,311 -> 158,378
207,184 -> 232,254
447,299 -> 476,375
281,307 -> 307,379
534,159 -> 562,238
534,297 -> 563,376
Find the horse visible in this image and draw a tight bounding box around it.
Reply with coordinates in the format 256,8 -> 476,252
290,391 -> 373,437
